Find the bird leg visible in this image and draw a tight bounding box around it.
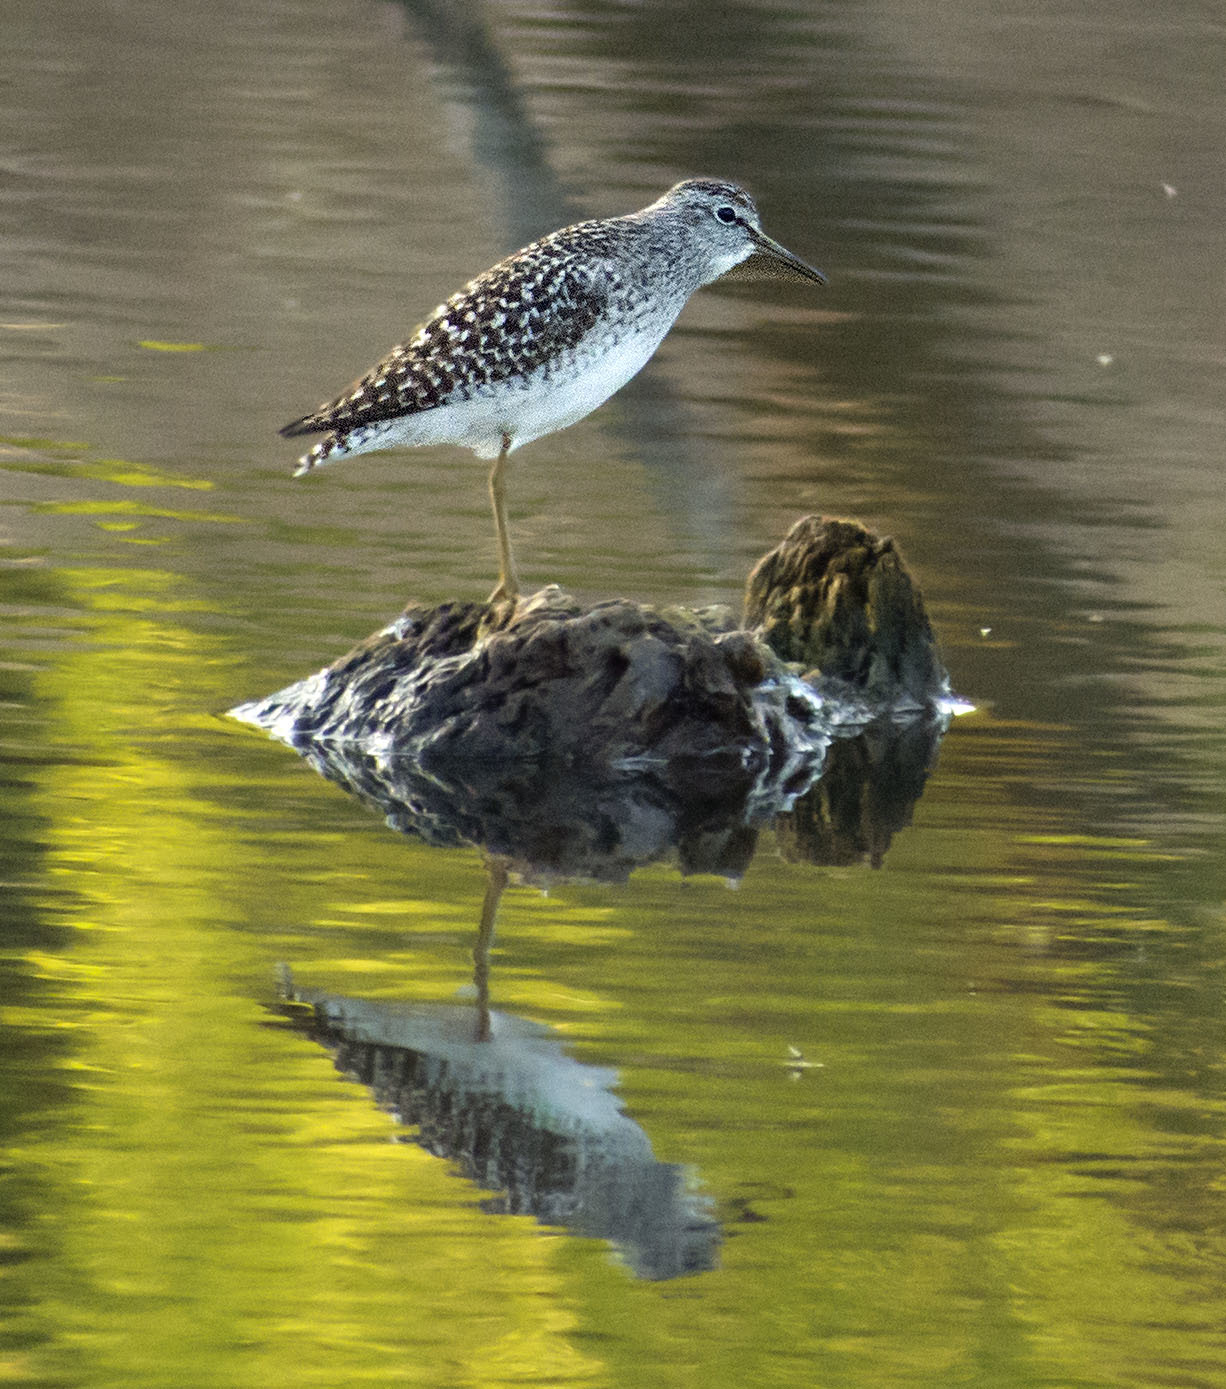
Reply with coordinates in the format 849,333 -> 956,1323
486,434 -> 519,604
472,856 -> 509,1043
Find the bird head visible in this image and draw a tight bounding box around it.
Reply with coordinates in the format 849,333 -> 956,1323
652,179 -> 827,287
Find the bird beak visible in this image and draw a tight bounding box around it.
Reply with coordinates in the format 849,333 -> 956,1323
747,227 -> 827,284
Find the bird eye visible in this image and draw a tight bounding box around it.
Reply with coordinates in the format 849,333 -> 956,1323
714,205 -> 738,225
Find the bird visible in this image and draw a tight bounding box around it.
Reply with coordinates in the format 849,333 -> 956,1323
280,178 -> 826,602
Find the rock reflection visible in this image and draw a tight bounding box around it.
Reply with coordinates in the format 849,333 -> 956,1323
277,972 -> 721,1280
259,709 -> 944,885
778,718 -> 945,869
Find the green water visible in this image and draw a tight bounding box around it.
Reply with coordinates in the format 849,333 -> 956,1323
3,0 -> 1225,1385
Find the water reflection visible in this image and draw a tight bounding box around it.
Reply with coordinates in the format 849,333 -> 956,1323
257,711 -> 942,1279
242,713 -> 945,885
393,0 -> 573,246
277,967 -> 721,1281
777,718 -> 944,869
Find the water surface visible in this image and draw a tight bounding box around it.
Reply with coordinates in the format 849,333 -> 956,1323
2,0 -> 1225,1385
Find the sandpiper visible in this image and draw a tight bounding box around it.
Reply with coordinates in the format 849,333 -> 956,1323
281,179 -> 825,601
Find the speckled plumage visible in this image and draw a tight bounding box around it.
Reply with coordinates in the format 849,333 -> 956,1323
282,179 -> 823,471
281,241 -> 616,467
281,179 -> 824,599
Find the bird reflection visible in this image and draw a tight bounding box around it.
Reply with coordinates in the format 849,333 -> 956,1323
276,957 -> 721,1281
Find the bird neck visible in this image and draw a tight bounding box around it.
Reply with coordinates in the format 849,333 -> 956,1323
623,210 -> 740,295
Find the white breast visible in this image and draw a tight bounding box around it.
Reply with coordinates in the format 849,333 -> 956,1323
388,322 -> 672,459
506,324 -> 672,452
313,316 -> 680,465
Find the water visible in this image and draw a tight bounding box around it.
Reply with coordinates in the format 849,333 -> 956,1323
3,0 -> 1225,1384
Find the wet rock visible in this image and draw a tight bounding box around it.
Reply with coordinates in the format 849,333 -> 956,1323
232,516 -> 950,777
745,515 -> 946,707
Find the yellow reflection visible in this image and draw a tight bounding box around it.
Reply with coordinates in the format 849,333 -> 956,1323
137,340 -> 208,352
0,437 -> 214,491
15,559 -> 606,1387
35,499 -> 243,525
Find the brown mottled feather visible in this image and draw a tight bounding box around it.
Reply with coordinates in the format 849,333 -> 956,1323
280,179 -> 823,478
280,226 -> 625,441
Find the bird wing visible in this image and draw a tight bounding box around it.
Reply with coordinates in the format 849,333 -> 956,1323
279,246 -> 615,440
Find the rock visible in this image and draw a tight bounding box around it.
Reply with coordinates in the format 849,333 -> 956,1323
229,516 -> 957,878
232,515 -> 950,775
744,515 -> 946,708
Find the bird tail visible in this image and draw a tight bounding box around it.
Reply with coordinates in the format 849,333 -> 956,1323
284,404 -> 395,474
291,435 -> 346,476
280,412 -> 325,440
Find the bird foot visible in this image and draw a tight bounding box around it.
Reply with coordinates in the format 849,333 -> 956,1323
486,581 -> 520,607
